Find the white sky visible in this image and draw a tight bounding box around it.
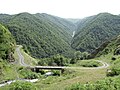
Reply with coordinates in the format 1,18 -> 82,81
0,0 -> 120,18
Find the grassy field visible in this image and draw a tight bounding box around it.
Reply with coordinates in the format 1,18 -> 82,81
0,46 -> 111,90
34,68 -> 107,90
15,46 -> 110,90
34,54 -> 112,90
0,61 -> 19,83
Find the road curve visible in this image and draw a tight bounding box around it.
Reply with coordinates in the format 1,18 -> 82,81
16,45 -> 29,66
66,60 -> 109,70
16,46 -> 109,69
0,46 -> 109,87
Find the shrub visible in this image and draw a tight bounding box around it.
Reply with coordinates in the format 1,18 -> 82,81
70,58 -> 77,64
38,54 -> 70,66
107,59 -> 120,76
77,60 -> 102,67
52,70 -> 60,76
66,77 -> 120,90
9,81 -> 37,90
18,68 -> 39,79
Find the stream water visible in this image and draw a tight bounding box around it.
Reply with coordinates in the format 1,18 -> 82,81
0,79 -> 38,87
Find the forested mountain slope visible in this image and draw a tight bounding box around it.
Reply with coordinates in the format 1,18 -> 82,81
0,13 -> 76,58
95,35 -> 120,57
34,13 -> 76,34
0,24 -> 15,61
71,13 -> 120,53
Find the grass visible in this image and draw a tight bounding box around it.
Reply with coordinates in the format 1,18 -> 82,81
14,45 -> 37,66
69,60 -> 103,67
96,53 -> 113,64
0,45 -> 37,83
14,46 -> 109,90
20,48 -> 37,66
35,68 -> 107,90
0,45 -> 111,90
0,61 -> 19,83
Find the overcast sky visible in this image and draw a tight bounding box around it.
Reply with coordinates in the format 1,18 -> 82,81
1,0 -> 120,18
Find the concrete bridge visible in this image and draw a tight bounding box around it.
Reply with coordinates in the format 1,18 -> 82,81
29,66 -> 65,74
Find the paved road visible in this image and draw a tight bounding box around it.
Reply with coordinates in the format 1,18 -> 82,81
16,46 -> 109,69
16,46 -> 29,66
0,46 -> 109,87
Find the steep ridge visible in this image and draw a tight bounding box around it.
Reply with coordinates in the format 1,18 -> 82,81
0,24 -> 15,61
0,13 -> 76,58
1,12 -> 120,59
34,13 -> 76,34
93,35 -> 120,57
72,13 -> 120,53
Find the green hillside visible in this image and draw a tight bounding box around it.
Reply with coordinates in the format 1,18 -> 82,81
1,12 -> 120,59
0,13 -> 76,58
95,35 -> 120,57
0,24 -> 15,61
71,13 -> 120,53
67,35 -> 120,90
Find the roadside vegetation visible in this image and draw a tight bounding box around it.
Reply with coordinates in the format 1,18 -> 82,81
71,60 -> 102,67
1,12 -> 120,90
0,81 -> 37,90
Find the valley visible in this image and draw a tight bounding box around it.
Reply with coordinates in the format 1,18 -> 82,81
0,12 -> 120,90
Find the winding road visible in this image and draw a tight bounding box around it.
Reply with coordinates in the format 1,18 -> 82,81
16,45 -> 29,66
0,46 -> 109,87
16,46 -> 109,69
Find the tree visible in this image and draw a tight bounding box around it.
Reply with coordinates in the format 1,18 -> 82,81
70,58 -> 77,64
82,52 -> 89,59
74,51 -> 83,60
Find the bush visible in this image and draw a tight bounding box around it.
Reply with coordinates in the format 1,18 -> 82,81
52,70 -> 60,76
38,54 -> 70,66
66,77 -> 120,90
70,58 -> 77,64
9,81 -> 37,90
18,68 -> 39,79
107,59 -> 120,76
77,60 -> 102,67
107,67 -> 120,76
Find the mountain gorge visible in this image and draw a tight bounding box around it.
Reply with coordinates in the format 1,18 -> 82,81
72,13 -> 120,54
0,13 -> 76,58
1,12 -> 120,90
0,12 -> 120,59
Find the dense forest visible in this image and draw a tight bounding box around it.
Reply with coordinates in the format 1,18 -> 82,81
1,12 -> 120,59
1,12 -> 120,90
0,24 -> 15,61
0,13 -> 76,58
72,13 -> 120,53
66,35 -> 120,90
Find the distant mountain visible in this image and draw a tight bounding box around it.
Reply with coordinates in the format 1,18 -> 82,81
34,13 -> 77,34
0,13 -> 76,58
71,13 -> 120,53
1,12 -> 120,59
0,24 -> 15,60
66,18 -> 80,24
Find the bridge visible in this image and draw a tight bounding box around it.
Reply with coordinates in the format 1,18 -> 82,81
16,46 -> 109,75
29,66 -> 65,74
